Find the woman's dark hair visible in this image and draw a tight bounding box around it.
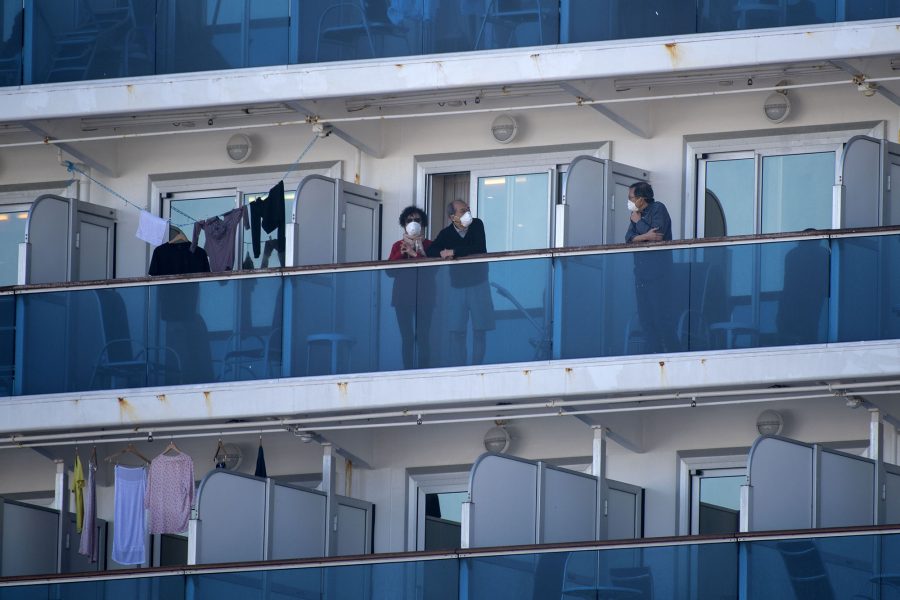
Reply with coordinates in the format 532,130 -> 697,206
398,206 -> 428,228
629,181 -> 655,202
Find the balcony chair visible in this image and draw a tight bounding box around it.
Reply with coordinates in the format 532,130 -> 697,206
220,328 -> 284,381
90,289 -> 182,390
474,0 -> 544,50
776,540 -> 874,600
306,333 -> 355,375
315,0 -> 410,61
560,552 -> 647,599
43,0 -> 135,83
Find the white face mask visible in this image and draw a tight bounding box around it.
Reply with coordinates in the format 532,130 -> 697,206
459,211 -> 474,227
627,200 -> 638,213
405,221 -> 422,236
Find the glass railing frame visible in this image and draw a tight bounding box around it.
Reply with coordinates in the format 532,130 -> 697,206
2,226 -> 899,398
3,524 -> 900,591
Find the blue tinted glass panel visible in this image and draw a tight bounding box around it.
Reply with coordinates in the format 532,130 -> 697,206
745,536 -> 878,600
465,543 -> 738,599
422,257 -> 551,368
285,268 -> 394,376
55,576 -> 184,600
18,286 -> 148,395
699,0 -> 835,32
555,247 -> 689,359
156,0 -> 289,75
297,0 -> 424,63
0,295 -> 13,396
0,586 -> 49,600
148,276 -> 283,385
29,0 -> 154,84
0,1 -> 22,86
833,234 -> 900,343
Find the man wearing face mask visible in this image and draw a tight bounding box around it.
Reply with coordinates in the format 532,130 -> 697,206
625,182 -> 678,353
427,200 -> 495,365
388,206 -> 434,369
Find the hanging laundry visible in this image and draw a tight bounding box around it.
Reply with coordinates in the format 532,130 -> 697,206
192,206 -> 249,272
78,452 -> 99,562
70,453 -> 85,533
149,227 -> 211,276
254,443 -> 267,478
112,465 -> 147,565
136,210 -> 170,247
249,180 -> 285,261
145,452 -> 195,535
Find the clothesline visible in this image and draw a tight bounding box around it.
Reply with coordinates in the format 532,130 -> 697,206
62,130 -> 321,235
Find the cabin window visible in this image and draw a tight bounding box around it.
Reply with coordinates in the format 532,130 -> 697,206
698,148 -> 837,237
686,122 -> 884,238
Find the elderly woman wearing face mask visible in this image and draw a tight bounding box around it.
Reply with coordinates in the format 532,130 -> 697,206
388,206 -> 433,370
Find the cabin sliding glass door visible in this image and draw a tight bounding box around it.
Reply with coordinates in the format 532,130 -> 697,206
698,148 -> 837,237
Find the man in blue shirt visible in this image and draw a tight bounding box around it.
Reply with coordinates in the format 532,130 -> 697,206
625,182 -> 677,353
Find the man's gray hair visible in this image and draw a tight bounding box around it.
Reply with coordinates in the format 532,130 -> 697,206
447,200 -> 466,218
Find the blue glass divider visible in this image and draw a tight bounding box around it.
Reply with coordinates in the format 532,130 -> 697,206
0,294 -> 14,396
832,234 -> 900,344
17,285 -> 149,395
421,257 -> 552,369
0,0 -> 23,86
7,533 -> 900,598
148,276 -> 284,386
155,0 -> 290,76
28,0 -> 156,84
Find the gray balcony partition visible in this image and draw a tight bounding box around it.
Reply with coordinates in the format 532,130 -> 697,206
744,435 -> 892,532
190,470 -> 367,566
0,498 -> 59,577
463,453 -> 639,548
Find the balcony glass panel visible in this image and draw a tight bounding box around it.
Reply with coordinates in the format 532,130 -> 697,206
3,232 -> 897,397
464,542 -> 739,599
17,285 -> 149,395
832,234 -> 900,343
745,534 -> 887,600
422,257 -> 552,368
155,0 -> 290,75
3,1 -> 900,86
6,532 -> 900,597
0,295 -> 14,396
148,276 -> 284,385
29,0 -> 156,84
555,247 -> 691,358
0,1 -> 22,86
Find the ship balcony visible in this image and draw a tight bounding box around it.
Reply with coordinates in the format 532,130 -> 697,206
3,527 -> 900,599
0,0 -> 898,88
1,227 -> 900,433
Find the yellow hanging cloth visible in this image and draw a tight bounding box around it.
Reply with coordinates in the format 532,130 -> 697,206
70,453 -> 85,533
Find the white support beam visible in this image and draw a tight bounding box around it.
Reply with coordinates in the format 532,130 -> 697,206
558,83 -> 651,139
829,59 -> 900,108
571,413 -> 644,453
304,431 -> 372,470
21,122 -> 115,177
321,443 -> 337,557
285,101 -> 384,158
592,426 -> 609,540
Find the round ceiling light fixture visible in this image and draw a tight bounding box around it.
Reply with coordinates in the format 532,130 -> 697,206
483,425 -> 511,453
763,85 -> 791,124
490,114 -> 518,144
756,410 -> 784,436
226,133 -> 253,163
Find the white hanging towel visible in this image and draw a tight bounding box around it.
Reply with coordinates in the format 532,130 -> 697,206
136,210 -> 169,246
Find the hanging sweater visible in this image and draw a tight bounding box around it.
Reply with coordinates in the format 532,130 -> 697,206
191,206 -> 249,272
